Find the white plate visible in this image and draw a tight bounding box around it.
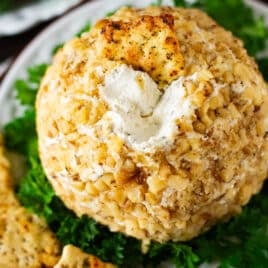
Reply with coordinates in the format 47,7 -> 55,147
0,0 -> 267,266
0,0 -> 82,37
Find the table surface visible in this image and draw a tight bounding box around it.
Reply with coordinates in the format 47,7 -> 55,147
0,0 -> 267,82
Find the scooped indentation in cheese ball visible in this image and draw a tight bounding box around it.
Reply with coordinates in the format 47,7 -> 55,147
100,64 -> 217,152
36,6 -> 268,243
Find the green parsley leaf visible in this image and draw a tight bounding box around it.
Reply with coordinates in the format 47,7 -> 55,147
76,22 -> 91,37
151,0 -> 163,6
15,64 -> 48,106
4,109 -> 36,155
257,57 -> 268,81
52,43 -> 64,55
146,242 -> 199,268
17,152 -> 54,217
173,0 -> 187,7
27,64 -> 48,84
0,0 -> 37,13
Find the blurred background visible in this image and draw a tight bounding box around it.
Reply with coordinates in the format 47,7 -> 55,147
0,0 -> 267,81
0,0 -> 91,80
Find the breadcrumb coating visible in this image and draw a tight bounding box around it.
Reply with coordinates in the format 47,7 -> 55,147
37,6 -> 268,242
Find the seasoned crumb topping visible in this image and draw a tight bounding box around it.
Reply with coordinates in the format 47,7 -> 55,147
93,13 -> 184,86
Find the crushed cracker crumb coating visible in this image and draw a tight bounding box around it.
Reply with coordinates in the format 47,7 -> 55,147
37,6 -> 268,242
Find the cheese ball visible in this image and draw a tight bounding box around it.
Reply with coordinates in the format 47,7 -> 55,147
36,6 -> 268,242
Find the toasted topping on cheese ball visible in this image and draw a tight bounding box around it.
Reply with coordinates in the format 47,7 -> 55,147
36,6 -> 268,242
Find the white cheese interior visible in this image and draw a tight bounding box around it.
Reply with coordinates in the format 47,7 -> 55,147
99,64 -> 196,152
